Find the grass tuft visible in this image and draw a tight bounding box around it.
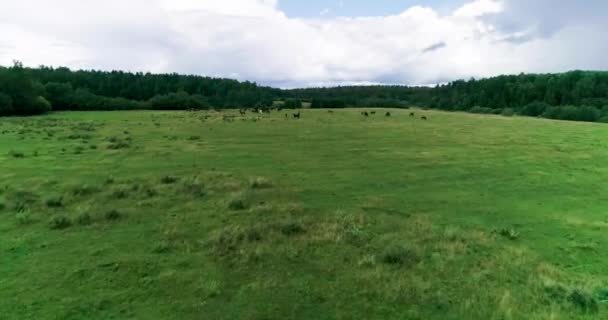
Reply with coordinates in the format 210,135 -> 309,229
76,212 -> 93,226
49,216 -> 72,230
160,176 -> 179,184
381,244 -> 417,266
250,177 -> 273,189
45,196 -> 63,208
105,209 -> 122,221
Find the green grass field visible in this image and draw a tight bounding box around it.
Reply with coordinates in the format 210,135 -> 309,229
1,109 -> 608,319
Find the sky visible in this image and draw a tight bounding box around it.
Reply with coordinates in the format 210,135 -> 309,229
1,0 -> 608,88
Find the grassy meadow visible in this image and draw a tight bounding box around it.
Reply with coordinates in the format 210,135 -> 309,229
1,109 -> 608,319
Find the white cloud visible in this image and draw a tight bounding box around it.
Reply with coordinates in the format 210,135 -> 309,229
320,8 -> 331,16
0,0 -> 606,87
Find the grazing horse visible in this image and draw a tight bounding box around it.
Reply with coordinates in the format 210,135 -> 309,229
385,112 -> 391,117
421,116 -> 428,120
285,113 -> 288,119
293,112 -> 301,119
362,111 -> 369,117
239,109 -> 246,116
371,111 -> 376,115
410,112 -> 415,117
328,110 -> 334,114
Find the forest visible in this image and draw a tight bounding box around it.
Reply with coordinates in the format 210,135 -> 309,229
3,61 -> 608,123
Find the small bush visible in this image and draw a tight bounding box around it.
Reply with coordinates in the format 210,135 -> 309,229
49,216 -> 72,230
160,176 -> 179,184
0,201 -> 6,211
45,197 -> 63,208
250,177 -> 273,189
188,136 -> 201,141
381,244 -> 417,266
501,108 -> 515,117
105,209 -> 121,221
76,212 -> 92,225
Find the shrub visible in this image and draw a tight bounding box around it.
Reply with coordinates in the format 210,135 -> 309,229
501,108 -> 515,116
469,106 -> 494,114
543,105 -> 601,122
520,101 -> 550,117
381,244 -> 417,266
105,209 -> 121,221
49,216 -> 72,230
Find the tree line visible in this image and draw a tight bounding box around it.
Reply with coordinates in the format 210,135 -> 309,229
0,62 -> 281,116
3,61 -> 608,123
290,71 -> 608,122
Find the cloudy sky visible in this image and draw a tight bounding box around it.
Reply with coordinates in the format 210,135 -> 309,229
1,0 -> 607,88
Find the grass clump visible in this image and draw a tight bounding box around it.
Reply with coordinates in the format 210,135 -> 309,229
152,240 -> 172,254
49,216 -> 72,230
208,225 -> 261,257
279,221 -> 306,236
381,244 -> 417,266
8,150 -> 25,158
16,211 -> 32,225
250,177 -> 273,189
105,209 -> 121,221
71,184 -> 99,197
496,227 -> 519,240
182,178 -> 206,197
568,290 -> 599,313
45,196 -> 63,208
160,176 -> 179,184
110,188 -> 129,199
228,198 -> 248,211
76,212 -> 93,226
